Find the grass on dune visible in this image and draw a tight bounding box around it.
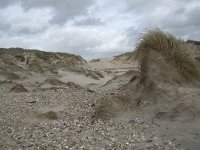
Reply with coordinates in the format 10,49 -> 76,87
135,28 -> 200,82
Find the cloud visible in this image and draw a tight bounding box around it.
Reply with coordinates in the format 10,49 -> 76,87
74,17 -> 104,26
0,0 -> 18,8
38,25 -> 130,59
0,4 -> 51,36
160,6 -> 200,28
0,0 -> 95,25
0,22 -> 11,32
125,27 -> 140,47
20,0 -> 95,24
121,0 -> 200,40
0,0 -> 199,59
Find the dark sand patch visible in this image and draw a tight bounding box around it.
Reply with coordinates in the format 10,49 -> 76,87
10,84 -> 28,93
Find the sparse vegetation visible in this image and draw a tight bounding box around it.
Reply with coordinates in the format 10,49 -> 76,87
15,55 -> 25,62
28,63 -> 44,73
114,51 -> 136,61
0,48 -> 86,73
187,40 -> 200,45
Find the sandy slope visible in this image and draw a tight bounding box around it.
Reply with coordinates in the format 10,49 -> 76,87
86,57 -> 137,70
0,57 -> 136,90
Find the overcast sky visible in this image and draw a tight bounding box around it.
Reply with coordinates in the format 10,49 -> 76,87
0,0 -> 200,60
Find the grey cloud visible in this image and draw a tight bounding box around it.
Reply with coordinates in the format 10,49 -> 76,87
155,6 -> 200,41
125,27 -> 140,47
16,27 -> 47,35
44,32 -> 103,54
20,0 -> 95,24
123,0 -> 200,41
176,0 -> 200,3
187,6 -> 200,26
162,25 -> 200,41
0,13 -> 11,35
162,6 -> 200,28
0,6 -> 50,37
0,0 -> 95,25
123,0 -> 165,13
123,0 -> 199,12
0,0 -> 18,8
174,7 -> 185,14
74,17 -> 104,26
0,22 -> 11,31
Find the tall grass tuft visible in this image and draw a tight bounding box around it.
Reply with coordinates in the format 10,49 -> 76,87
135,28 -> 200,82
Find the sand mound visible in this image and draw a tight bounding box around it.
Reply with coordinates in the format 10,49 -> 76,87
66,81 -> 83,89
133,29 -> 200,121
36,77 -> 84,91
42,78 -> 83,88
0,80 -> 12,85
35,111 -> 58,120
38,78 -> 68,89
25,105 -> 65,122
43,78 -> 67,86
10,84 -> 28,93
94,95 -> 133,121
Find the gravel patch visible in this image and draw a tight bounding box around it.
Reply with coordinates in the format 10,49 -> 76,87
0,85 -> 179,150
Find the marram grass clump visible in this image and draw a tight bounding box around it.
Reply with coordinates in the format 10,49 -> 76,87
135,28 -> 200,83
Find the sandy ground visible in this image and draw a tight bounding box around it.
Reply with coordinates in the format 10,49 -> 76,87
86,57 -> 137,71
0,57 -> 200,150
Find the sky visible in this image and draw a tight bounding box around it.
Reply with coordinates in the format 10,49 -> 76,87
0,0 -> 200,60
